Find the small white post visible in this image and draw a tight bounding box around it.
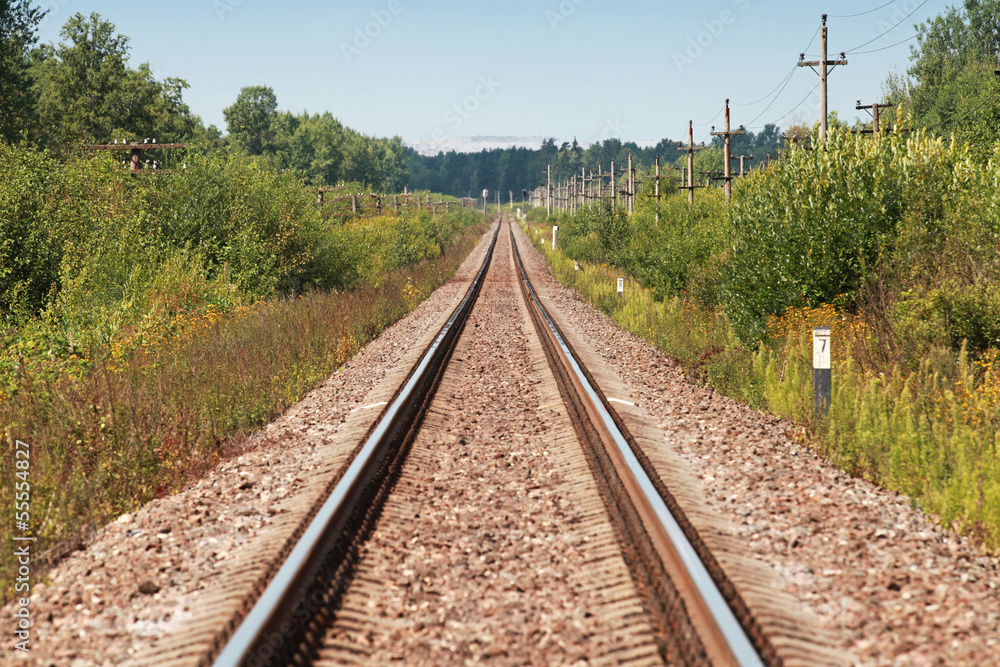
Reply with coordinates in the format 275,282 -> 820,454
552,225 -> 558,250
616,277 -> 624,299
574,261 -> 579,272
813,327 -> 831,415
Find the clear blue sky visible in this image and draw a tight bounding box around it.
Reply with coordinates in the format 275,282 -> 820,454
33,0 -> 947,146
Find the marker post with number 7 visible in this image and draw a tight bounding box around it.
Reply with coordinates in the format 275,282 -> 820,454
813,327 -> 831,415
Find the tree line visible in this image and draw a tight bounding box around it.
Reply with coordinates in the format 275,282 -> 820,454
0,6 -> 409,191
406,129 -> 785,199
3,1 -> 1000,195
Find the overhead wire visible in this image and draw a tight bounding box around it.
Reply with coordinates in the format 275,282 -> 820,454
850,33 -> 919,54
736,24 -> 824,128
733,64 -> 798,106
765,83 -> 821,127
829,1 -> 897,18
744,68 -> 799,127
693,105 -> 725,127
845,0 -> 928,53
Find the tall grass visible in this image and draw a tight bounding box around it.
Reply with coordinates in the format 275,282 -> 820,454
0,139 -> 485,600
525,146 -> 1000,553
0,224 -> 483,602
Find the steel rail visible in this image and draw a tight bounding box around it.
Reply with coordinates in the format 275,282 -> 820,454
509,224 -> 765,667
212,223 -> 500,667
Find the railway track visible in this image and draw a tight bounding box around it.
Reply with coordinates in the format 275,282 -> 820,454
139,217 -> 844,666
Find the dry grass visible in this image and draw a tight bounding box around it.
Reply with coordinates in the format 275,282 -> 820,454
0,226 -> 484,602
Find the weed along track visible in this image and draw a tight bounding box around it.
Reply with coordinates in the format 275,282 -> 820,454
129,217 -> 843,667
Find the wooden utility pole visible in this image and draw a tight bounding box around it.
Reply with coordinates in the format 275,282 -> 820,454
84,140 -> 189,172
677,121 -> 706,205
610,160 -> 616,211
654,154 -> 661,224
856,100 -> 893,135
546,165 -> 552,216
732,154 -> 754,176
710,100 -> 745,200
626,151 -> 634,215
798,14 -> 847,142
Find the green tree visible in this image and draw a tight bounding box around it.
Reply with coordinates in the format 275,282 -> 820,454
891,0 -> 1000,152
31,13 -> 197,149
223,85 -> 278,155
0,0 -> 44,142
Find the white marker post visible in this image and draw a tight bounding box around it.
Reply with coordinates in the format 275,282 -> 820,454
813,327 -> 831,415
616,277 -> 624,299
552,225 -> 558,250
574,261 -> 579,272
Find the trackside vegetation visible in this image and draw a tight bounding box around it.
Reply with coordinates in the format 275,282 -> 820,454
528,126 -> 1000,552
0,141 -> 483,600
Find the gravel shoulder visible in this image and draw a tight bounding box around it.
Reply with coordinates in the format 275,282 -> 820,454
9,218 -> 1000,666
5,227 -> 495,666
516,226 -> 1000,666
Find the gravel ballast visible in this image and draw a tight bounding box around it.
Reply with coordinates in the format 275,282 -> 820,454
514,224 -> 1000,666
6,219 -> 999,666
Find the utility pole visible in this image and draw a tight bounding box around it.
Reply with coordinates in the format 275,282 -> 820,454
732,154 -> 754,176
710,100 -> 745,200
798,14 -> 847,142
84,139 -> 189,173
654,154 -> 661,224
856,100 -> 893,135
610,159 -> 616,211
546,165 -> 552,217
677,121 -> 706,205
626,151 -> 634,215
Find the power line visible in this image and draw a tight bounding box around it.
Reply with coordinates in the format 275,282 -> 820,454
845,0 -> 928,53
749,83 -> 819,129
694,104 -> 725,127
730,23 -> 820,120
745,68 -> 799,127
829,1 -> 897,18
733,64 -> 797,106
953,85 -> 1000,128
850,33 -> 919,54
732,25 -> 820,108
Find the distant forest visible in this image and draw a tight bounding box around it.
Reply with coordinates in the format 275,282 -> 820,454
406,128 -> 785,198
0,6 -> 787,198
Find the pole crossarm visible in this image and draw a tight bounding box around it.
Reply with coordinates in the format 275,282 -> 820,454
799,14 -> 847,141
85,143 -> 189,150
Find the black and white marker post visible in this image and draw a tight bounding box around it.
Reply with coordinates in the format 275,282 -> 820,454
616,277 -> 624,299
813,327 -> 831,415
552,225 -> 558,250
